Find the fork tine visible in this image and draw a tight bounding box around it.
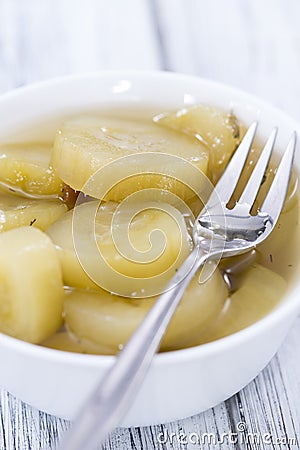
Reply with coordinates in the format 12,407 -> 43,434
239,127 -> 277,208
214,122 -> 258,204
260,132 -> 297,223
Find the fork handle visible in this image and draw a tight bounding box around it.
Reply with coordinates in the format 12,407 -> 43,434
61,246 -> 208,450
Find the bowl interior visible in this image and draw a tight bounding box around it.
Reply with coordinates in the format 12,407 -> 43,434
0,71 -> 299,364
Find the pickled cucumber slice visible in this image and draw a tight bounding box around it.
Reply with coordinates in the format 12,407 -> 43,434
0,192 -> 67,232
0,142 -> 64,196
42,330 -> 113,355
198,264 -> 287,344
154,105 -> 240,182
51,116 -> 209,200
0,227 -> 64,343
257,199 -> 300,279
63,268 -> 228,354
47,200 -> 192,297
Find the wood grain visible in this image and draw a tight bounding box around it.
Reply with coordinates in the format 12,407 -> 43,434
0,0 -> 299,449
153,0 -> 300,121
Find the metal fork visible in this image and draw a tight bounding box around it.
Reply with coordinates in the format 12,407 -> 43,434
61,123 -> 296,450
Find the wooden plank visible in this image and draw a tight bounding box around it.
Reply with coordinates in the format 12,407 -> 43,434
225,320 -> 300,449
0,0 -> 160,92
154,0 -> 300,121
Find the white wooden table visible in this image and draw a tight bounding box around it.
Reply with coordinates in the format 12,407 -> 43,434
0,1 -> 300,448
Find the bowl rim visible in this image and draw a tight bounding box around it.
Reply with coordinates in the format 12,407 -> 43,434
0,69 -> 299,367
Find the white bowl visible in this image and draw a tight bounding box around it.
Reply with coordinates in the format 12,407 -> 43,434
0,72 -> 299,426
